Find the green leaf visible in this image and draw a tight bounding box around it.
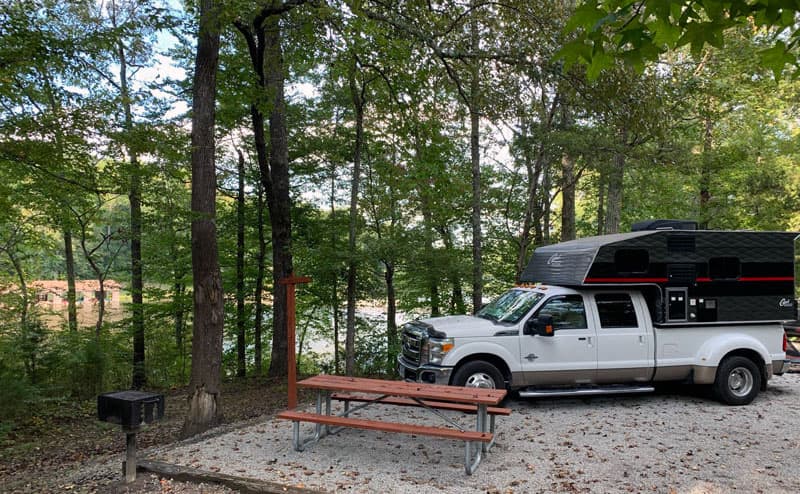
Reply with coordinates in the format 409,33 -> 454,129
759,41 -> 794,79
586,51 -> 614,80
555,40 -> 593,69
649,18 -> 682,47
643,0 -> 672,22
565,2 -> 606,32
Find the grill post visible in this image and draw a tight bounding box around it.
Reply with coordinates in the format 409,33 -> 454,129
97,390 -> 164,483
125,430 -> 137,483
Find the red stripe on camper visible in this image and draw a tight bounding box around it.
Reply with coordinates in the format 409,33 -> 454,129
695,276 -> 793,282
584,277 -> 669,283
738,276 -> 794,282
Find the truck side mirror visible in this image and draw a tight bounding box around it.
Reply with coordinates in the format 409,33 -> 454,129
524,315 -> 555,336
535,314 -> 555,337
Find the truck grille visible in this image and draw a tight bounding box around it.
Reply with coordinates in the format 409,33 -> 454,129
401,324 -> 427,366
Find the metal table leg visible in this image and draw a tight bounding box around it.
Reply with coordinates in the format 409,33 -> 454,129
291,389 -> 327,451
465,404 -> 487,475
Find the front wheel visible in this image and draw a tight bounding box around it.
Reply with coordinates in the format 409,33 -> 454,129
713,356 -> 762,406
452,361 -> 505,390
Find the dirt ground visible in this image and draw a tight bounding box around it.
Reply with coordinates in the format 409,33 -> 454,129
3,372 -> 799,493
0,377 -> 311,493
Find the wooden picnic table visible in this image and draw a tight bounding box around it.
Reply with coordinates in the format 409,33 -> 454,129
277,375 -> 508,474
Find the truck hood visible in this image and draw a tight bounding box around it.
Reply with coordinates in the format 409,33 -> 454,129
418,315 -> 514,338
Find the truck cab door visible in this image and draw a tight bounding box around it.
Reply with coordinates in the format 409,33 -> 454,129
592,292 -> 655,383
519,294 -> 597,385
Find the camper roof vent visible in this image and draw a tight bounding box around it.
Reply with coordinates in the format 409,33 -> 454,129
631,219 -> 698,231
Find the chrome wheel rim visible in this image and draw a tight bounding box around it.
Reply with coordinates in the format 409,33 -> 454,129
465,372 -> 496,389
727,367 -> 754,397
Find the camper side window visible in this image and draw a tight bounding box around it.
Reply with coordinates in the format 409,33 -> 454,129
709,257 -> 740,279
615,249 -> 649,273
535,295 -> 587,330
595,293 -> 639,328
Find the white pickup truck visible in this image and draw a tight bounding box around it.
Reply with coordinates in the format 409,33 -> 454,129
397,285 -> 790,405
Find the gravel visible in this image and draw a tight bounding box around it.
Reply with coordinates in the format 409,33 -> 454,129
134,374 -> 799,493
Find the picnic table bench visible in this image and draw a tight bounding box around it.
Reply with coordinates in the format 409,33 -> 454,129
276,375 -> 508,474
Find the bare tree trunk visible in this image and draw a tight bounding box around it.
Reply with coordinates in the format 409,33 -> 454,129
182,0 -> 223,439
604,128 -> 627,234
173,280 -> 185,347
515,144 -> 544,282
560,105 -> 576,241
542,171 -> 551,244
236,150 -> 246,378
560,153 -> 576,241
63,229 -> 78,331
421,203 -> 440,316
469,10 -> 482,313
7,250 -> 28,333
345,64 -> 365,376
253,173 -> 266,376
113,12 -> 146,388
76,226 -> 107,340
384,260 -> 397,371
265,14 -> 294,379
699,116 -> 713,229
596,174 -> 606,236
329,159 -> 340,374
439,226 -> 465,314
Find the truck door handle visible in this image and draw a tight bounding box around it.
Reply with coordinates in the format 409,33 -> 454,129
578,337 -> 587,341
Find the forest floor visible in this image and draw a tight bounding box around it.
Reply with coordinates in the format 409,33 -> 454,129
0,376 -> 313,493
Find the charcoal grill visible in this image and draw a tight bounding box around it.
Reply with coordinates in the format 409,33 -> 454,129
97,390 -> 164,482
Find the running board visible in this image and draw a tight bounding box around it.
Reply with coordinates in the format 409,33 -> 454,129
518,385 -> 655,398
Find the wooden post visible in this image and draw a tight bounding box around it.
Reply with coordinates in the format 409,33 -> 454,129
279,274 -> 311,409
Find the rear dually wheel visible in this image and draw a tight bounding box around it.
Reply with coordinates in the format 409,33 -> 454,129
713,356 -> 762,406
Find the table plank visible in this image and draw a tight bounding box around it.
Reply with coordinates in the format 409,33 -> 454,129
296,375 -> 506,405
277,410 -> 493,442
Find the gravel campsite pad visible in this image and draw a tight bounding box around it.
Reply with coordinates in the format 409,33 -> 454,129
148,374 -> 800,494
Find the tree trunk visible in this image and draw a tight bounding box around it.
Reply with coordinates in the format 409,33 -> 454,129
7,250 -> 28,334
699,116 -> 713,229
420,202 -> 440,316
560,153 -> 576,241
604,129 -> 627,234
77,227 -> 107,340
95,280 -> 106,339
560,105 -> 576,241
265,14 -> 294,379
439,227 -> 465,314
253,172 -> 266,376
182,0 -> 223,439
514,138 -> 543,282
469,10 -> 482,314
329,158 -> 340,374
384,260 -> 397,372
596,174 -> 606,236
345,65 -> 365,377
63,229 -> 78,331
116,29 -> 147,389
236,150 -> 246,378
173,280 -> 185,351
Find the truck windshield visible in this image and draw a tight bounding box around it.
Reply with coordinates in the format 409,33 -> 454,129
477,289 -> 545,324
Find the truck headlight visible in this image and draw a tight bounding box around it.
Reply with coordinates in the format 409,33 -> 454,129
428,337 -> 454,364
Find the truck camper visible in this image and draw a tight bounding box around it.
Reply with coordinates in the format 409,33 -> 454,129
398,224 -> 798,405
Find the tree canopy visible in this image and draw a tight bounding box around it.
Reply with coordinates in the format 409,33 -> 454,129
0,0 -> 798,435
